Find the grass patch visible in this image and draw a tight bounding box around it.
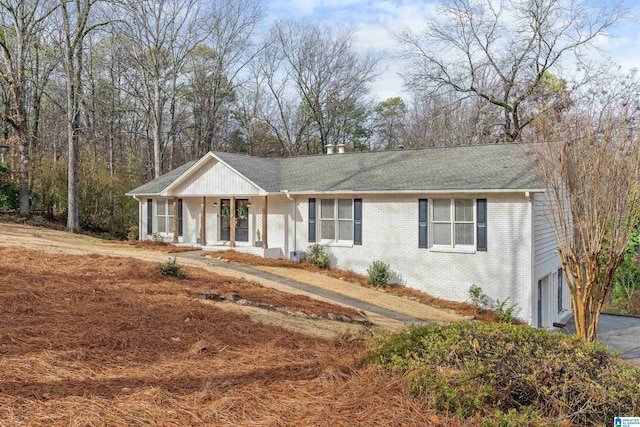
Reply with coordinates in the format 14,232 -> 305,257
366,322 -> 640,425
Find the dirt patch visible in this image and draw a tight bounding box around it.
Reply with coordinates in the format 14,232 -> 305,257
254,266 -> 463,323
0,245 -> 469,426
209,249 -> 500,322
109,240 -> 202,253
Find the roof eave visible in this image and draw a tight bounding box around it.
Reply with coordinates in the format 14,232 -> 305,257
282,188 -> 546,195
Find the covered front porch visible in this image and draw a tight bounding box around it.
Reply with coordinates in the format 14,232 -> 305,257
178,194 -> 282,251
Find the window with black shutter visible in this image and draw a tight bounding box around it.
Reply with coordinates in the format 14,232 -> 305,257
419,199 -> 428,248
146,199 -> 153,235
308,198 -> 316,242
178,199 -> 183,237
354,199 -> 362,245
476,199 -> 487,251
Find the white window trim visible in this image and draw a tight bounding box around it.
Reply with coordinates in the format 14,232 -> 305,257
430,198 -> 476,250
318,198 -> 354,244
156,199 -> 175,236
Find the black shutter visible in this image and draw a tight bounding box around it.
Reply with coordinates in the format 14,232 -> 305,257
178,199 -> 183,237
146,199 -> 153,235
558,268 -> 563,313
308,198 -> 316,242
354,198 -> 362,245
419,199 -> 428,248
477,198 -> 487,251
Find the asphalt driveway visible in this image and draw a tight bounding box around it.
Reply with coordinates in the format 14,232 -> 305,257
564,313 -> 640,365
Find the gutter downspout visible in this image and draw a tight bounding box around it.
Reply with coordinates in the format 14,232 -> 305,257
284,190 -> 296,253
132,195 -> 142,241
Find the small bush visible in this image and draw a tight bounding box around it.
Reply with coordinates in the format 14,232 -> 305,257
306,244 -> 330,269
366,322 -> 640,425
367,261 -> 390,287
468,284 -> 488,312
127,225 -> 139,241
493,298 -> 518,324
0,164 -> 19,213
158,257 -> 186,279
151,232 -> 163,244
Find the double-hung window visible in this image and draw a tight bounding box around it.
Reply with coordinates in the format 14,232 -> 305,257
319,198 -> 353,242
156,199 -> 174,234
432,199 -> 474,248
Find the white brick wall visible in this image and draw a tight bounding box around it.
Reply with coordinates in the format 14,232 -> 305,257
293,194 -> 535,324
139,191 -> 560,326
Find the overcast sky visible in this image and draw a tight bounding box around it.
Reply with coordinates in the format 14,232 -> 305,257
267,0 -> 640,101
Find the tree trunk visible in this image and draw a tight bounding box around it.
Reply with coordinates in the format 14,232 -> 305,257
17,131 -> 30,215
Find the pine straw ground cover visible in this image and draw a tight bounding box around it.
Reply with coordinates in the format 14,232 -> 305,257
206,250 -> 501,322
108,240 -> 203,253
0,247 -> 463,426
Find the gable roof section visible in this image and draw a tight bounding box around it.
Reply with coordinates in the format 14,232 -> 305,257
127,144 -> 545,196
126,161 -> 196,196
214,152 -> 283,192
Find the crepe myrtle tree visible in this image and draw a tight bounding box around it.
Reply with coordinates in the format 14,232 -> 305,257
532,94 -> 640,342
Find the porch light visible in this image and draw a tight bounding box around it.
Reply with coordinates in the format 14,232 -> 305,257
212,202 -> 217,207
246,203 -> 252,208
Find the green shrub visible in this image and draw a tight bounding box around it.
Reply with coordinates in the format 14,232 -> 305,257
366,322 -> 640,425
158,257 -> 186,279
610,229 -> 640,314
367,261 -> 390,287
0,164 -> 18,213
468,284 -> 488,312
151,232 -> 163,244
306,244 -> 330,269
493,298 -> 518,324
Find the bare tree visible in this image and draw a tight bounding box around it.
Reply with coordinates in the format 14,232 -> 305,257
0,0 -> 58,215
397,0 -> 624,142
123,0 -> 206,178
532,87 -> 640,342
273,20 -> 380,153
59,0 -> 108,231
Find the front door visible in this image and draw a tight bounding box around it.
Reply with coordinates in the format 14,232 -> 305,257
220,199 -> 249,242
235,199 -> 249,242
220,199 -> 231,241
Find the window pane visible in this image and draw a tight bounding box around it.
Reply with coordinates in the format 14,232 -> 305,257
157,200 -> 166,216
320,220 -> 335,240
455,223 -> 474,245
320,199 -> 334,219
433,199 -> 450,221
168,218 -> 174,234
433,223 -> 451,245
168,200 -> 175,216
158,218 -> 166,233
338,220 -> 353,240
338,199 -> 352,219
455,199 -> 473,222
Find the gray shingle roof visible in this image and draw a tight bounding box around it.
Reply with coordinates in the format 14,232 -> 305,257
282,144 -> 543,192
127,144 -> 544,196
126,161 -> 196,195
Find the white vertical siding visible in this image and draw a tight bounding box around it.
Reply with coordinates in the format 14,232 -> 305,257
172,157 -> 261,196
533,192 -> 559,272
532,191 -> 564,327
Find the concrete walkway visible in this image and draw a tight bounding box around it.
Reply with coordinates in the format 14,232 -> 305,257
175,251 -> 428,325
